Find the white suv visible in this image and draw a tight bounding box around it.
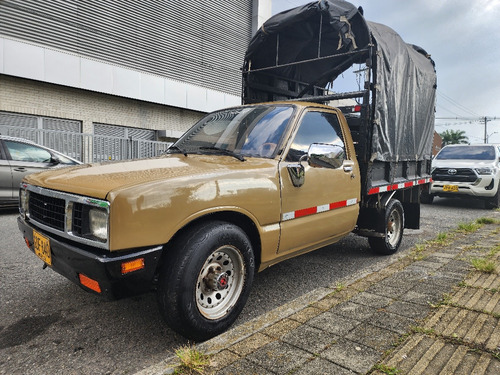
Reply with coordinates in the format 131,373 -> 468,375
426,144 -> 500,209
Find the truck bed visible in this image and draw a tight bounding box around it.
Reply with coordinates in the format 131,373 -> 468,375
242,0 -> 436,199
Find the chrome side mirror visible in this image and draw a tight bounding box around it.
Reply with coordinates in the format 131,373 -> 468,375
286,144 -> 346,187
308,143 -> 345,169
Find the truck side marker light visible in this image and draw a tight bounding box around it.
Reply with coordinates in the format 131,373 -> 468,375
24,237 -> 31,248
79,273 -> 102,293
121,258 -> 145,275
368,177 -> 432,195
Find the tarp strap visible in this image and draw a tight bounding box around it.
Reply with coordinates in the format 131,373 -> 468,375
338,16 -> 357,50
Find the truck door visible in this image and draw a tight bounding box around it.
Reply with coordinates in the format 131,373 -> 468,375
278,109 -> 360,255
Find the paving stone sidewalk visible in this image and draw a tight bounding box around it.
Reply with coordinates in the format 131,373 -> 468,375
137,217 -> 500,375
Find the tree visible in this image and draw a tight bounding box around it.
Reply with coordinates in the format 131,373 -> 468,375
440,129 -> 469,146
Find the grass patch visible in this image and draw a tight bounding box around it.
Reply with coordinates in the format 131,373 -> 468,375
435,232 -> 448,243
410,243 -> 428,260
471,258 -> 497,274
457,222 -> 481,233
476,217 -> 497,225
173,345 -> 210,375
429,293 -> 452,308
488,244 -> 500,257
334,282 -> 345,292
373,363 -> 401,375
428,232 -> 453,246
328,282 -> 346,297
411,326 -> 436,335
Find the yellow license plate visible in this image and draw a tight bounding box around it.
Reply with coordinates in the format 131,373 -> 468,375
443,185 -> 459,192
33,230 -> 52,266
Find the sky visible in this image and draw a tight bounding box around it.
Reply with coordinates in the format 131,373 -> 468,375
271,0 -> 500,144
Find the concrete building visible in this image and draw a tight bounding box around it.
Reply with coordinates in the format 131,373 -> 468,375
0,0 -> 271,158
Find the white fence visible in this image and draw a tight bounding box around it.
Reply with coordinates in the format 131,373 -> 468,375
0,126 -> 172,163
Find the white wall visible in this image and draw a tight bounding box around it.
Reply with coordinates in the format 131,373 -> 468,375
0,37 -> 241,114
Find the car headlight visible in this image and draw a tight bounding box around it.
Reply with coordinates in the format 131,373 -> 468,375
89,207 -> 108,242
475,167 -> 494,175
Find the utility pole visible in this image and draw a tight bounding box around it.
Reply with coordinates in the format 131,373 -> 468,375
483,116 -> 488,144
436,116 -> 499,144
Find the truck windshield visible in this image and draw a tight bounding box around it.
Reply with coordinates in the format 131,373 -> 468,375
436,146 -> 495,160
172,105 -> 294,159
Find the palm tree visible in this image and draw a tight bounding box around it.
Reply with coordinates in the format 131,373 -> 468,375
440,129 -> 469,146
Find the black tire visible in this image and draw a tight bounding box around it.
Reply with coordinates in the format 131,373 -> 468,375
368,199 -> 404,255
485,187 -> 500,209
157,221 -> 255,341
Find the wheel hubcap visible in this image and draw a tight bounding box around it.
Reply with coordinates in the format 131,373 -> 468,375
387,209 -> 402,246
196,245 -> 245,320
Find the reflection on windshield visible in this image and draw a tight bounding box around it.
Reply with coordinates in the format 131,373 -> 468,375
173,105 -> 294,159
436,146 -> 495,160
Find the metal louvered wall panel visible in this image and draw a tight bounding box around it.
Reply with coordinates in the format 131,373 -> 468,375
0,0 -> 253,96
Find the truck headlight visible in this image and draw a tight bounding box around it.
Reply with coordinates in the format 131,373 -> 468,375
475,167 -> 494,175
19,187 -> 29,218
89,207 -> 108,242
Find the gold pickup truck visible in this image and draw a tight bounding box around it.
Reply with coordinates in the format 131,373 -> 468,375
18,102 -> 426,340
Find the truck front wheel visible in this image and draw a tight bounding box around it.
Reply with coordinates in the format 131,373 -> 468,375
485,187 -> 500,209
157,221 -> 255,341
368,199 -> 404,255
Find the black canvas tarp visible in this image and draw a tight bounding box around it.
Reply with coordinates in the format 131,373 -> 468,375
244,0 -> 437,162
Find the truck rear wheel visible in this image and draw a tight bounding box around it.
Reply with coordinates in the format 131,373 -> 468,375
368,199 -> 404,255
157,221 -> 254,341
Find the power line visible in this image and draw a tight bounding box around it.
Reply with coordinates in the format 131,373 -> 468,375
435,121 -> 479,127
436,116 -> 499,144
436,90 -> 479,117
436,103 -> 466,118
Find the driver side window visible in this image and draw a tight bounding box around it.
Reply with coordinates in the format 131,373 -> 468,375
286,111 -> 345,162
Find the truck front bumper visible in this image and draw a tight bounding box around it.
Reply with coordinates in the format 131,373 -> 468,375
18,217 -> 163,299
430,176 -> 497,199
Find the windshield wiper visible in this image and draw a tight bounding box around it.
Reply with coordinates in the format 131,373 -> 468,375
167,145 -> 188,156
199,146 -> 245,161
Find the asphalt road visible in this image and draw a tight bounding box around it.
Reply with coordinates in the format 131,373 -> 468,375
0,198 -> 496,375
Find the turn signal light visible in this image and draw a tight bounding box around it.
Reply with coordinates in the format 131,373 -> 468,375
121,258 -> 145,275
79,273 -> 101,293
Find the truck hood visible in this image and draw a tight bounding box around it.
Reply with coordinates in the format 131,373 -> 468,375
23,154 -> 269,199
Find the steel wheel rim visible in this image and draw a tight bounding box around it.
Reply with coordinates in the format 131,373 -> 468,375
387,209 -> 402,247
196,245 -> 245,320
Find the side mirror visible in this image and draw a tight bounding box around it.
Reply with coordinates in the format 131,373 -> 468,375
308,143 -> 345,169
286,143 -> 346,188
50,155 -> 61,165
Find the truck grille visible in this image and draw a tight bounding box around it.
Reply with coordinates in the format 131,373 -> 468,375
72,203 -> 84,236
432,168 -> 477,183
29,191 -> 66,231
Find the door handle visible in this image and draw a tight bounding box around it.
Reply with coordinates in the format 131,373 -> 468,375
14,167 -> 27,172
343,164 -> 356,179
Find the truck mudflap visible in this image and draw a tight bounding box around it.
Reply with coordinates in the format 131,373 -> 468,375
18,217 -> 163,299
356,183 -> 423,236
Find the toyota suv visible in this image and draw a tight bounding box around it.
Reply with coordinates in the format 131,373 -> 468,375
426,144 -> 500,208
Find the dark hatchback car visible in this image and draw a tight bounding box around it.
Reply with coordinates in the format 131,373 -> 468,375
0,135 -> 81,207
